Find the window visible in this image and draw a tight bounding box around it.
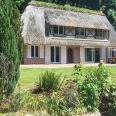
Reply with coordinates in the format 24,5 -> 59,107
110,48 -> 114,58
54,26 -> 64,35
103,30 -> 108,38
95,29 -> 103,37
76,27 -> 85,36
31,46 -> 38,57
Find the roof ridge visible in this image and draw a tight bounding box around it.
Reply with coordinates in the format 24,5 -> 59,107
28,1 -> 105,16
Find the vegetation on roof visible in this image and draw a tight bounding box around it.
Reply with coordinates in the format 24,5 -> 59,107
28,1 -> 104,15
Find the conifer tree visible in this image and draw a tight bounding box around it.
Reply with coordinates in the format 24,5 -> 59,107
0,0 -> 23,96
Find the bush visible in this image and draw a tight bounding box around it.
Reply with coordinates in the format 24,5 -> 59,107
37,70 -> 65,92
77,60 -> 112,112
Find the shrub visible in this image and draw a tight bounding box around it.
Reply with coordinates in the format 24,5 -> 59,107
78,71 -> 100,112
38,70 -> 65,92
77,60 -> 112,112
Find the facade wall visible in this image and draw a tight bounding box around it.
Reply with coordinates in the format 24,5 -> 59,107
107,47 -> 116,63
23,45 -> 45,64
23,58 -> 45,64
66,46 -> 80,63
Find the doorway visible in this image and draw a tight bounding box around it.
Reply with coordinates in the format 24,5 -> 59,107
51,46 -> 60,63
95,48 -> 100,62
67,48 -> 73,63
85,48 -> 94,62
85,48 -> 100,62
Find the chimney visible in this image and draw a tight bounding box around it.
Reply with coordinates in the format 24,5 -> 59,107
100,8 -> 102,13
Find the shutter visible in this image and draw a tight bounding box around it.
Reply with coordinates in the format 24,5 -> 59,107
101,47 -> 106,63
27,45 -> 31,58
45,45 -> 50,64
61,46 -> 66,64
80,47 -> 85,63
108,48 -> 110,58
40,45 -> 44,58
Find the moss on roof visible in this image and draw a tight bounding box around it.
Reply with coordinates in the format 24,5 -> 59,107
28,1 -> 104,15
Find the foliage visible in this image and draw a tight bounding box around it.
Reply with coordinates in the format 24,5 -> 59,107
78,70 -> 100,112
18,0 -> 30,13
0,0 -> 23,96
8,90 -> 27,112
38,70 -> 65,92
32,1 -> 103,15
45,79 -> 86,116
45,92 -> 66,116
21,92 -> 46,112
73,58 -> 83,77
76,60 -> 116,115
13,5 -> 24,62
0,53 -> 10,103
15,0 -> 24,6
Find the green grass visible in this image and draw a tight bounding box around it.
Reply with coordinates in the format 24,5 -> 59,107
28,1 -> 104,15
17,67 -> 75,91
17,66 -> 116,92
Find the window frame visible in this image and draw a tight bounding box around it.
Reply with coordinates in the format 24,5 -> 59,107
95,29 -> 103,38
76,27 -> 85,36
110,48 -> 115,58
54,26 -> 64,35
31,45 -> 39,58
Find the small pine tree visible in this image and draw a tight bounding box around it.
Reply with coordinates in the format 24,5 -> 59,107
0,0 -> 23,96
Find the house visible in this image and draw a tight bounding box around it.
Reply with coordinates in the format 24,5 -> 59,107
21,2 -> 116,64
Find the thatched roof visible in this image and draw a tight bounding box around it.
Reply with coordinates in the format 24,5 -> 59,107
21,5 -> 116,47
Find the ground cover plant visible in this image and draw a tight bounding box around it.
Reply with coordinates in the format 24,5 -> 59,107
0,62 -> 116,116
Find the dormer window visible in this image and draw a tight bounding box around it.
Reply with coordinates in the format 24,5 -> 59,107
95,29 -> 103,38
54,26 -> 64,35
76,27 -> 85,36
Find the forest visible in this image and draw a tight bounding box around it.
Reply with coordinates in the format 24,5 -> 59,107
17,0 -> 116,30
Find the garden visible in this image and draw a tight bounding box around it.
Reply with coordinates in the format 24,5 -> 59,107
0,60 -> 116,116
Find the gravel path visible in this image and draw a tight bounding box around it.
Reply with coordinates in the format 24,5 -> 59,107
20,63 -> 116,68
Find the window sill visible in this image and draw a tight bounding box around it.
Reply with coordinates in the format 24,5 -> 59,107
53,34 -> 66,37
76,35 -> 86,38
31,57 -> 39,58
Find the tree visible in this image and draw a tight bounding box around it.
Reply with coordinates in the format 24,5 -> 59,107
0,0 -> 23,96
18,0 -> 30,13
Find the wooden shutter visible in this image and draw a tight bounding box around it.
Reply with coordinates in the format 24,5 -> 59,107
61,46 -> 66,64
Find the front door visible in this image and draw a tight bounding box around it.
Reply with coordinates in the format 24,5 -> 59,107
68,48 -> 73,63
95,48 -> 100,62
51,46 -> 60,63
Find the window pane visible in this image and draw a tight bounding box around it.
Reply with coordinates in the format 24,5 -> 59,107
99,30 -> 102,36
112,48 -> 114,57
31,46 -> 34,57
80,28 -> 84,35
95,30 -> 99,36
54,26 -> 58,34
76,27 -> 79,35
51,46 -> 54,62
56,47 -> 59,62
59,26 -> 63,34
35,46 -> 38,57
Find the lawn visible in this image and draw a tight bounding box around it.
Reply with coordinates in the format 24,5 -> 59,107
17,65 -> 116,92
